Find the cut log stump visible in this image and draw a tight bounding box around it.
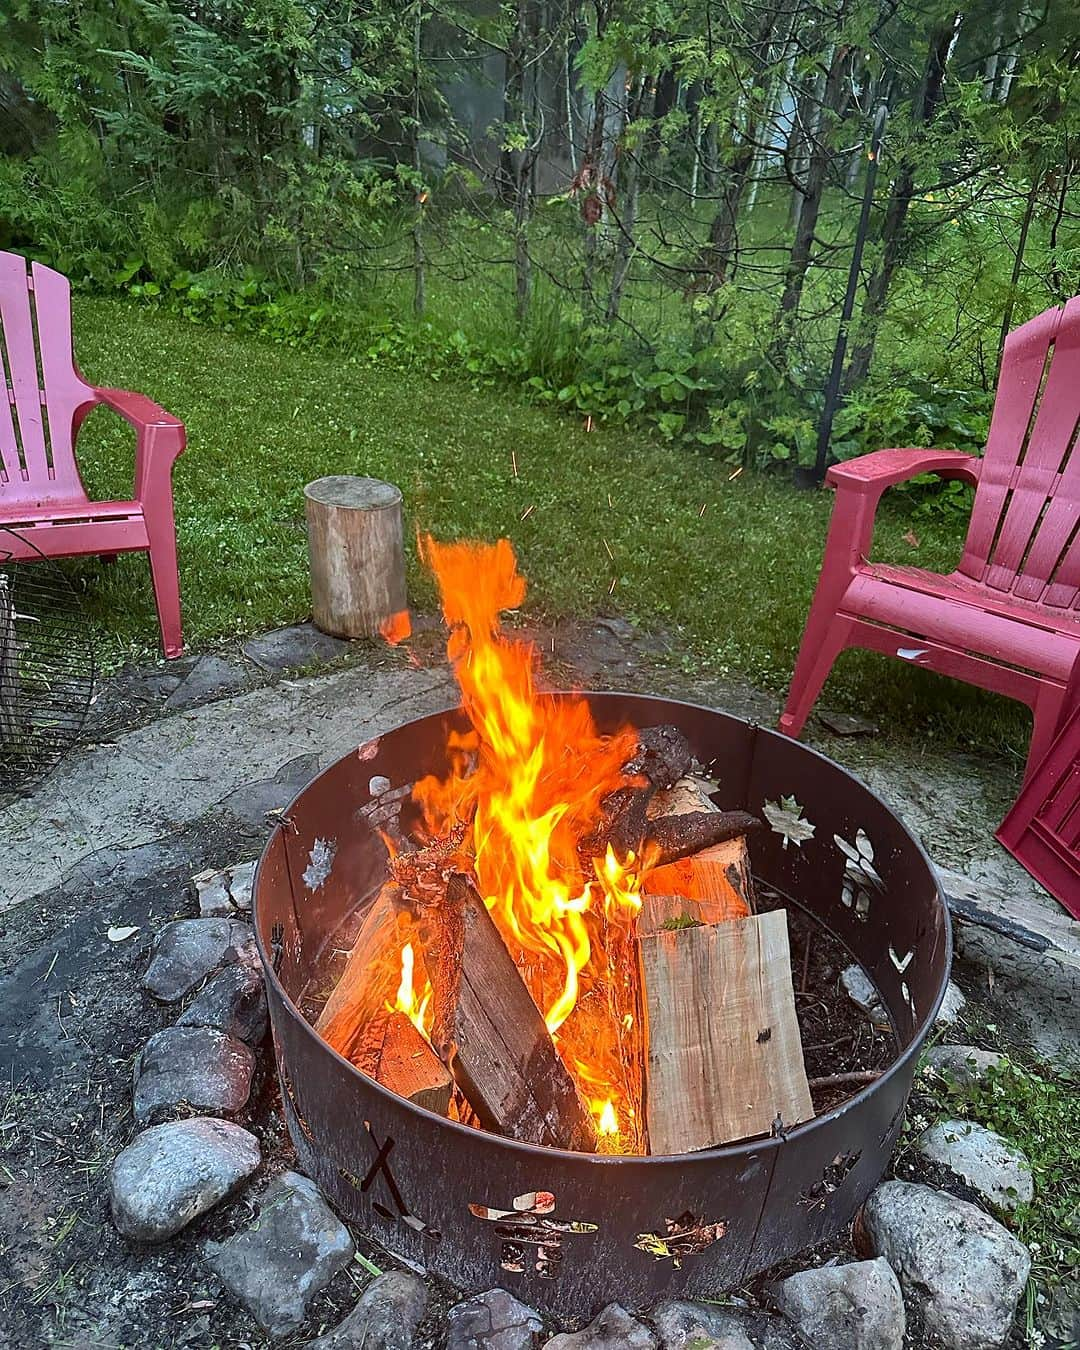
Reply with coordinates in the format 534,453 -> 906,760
639,908 -> 813,1153
426,873 -> 599,1153
305,476 -> 407,639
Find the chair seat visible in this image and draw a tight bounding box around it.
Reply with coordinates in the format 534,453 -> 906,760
844,563 -> 1080,683
0,497 -> 143,526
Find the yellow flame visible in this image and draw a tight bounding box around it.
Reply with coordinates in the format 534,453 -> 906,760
598,1101 -> 619,1135
393,942 -> 432,1039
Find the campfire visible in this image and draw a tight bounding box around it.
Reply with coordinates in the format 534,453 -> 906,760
312,537 -> 817,1157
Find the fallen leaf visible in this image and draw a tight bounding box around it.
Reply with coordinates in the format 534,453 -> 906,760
903,530 -> 920,548
107,925 -> 139,942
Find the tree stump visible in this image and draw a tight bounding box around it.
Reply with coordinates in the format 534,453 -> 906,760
304,476 -> 407,639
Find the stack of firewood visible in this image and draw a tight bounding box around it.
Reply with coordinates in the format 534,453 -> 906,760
315,726 -> 813,1156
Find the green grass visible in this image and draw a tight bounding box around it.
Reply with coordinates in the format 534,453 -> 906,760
68,296 -> 1029,761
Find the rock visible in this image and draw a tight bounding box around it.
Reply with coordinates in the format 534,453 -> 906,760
841,965 -> 891,1028
164,654 -> 249,710
863,1180 -> 1030,1350
178,963 -> 268,1046
109,1118 -> 260,1242
142,917 -> 255,1002
204,1171 -> 354,1337
774,1259 -> 905,1350
651,1299 -> 762,1349
194,859 -> 256,916
818,710 -> 879,737
917,1119 -> 1034,1211
936,981 -> 967,1027
543,1304 -> 657,1350
447,1288 -> 544,1349
306,1270 -> 428,1348
242,622 -> 348,673
133,1026 -> 255,1123
923,1045 -> 1004,1089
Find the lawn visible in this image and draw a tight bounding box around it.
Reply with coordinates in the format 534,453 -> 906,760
68,296 -> 1029,763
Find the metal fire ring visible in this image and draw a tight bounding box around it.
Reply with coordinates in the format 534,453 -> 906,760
254,693 -> 950,1319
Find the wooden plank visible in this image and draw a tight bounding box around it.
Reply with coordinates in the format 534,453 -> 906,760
315,884 -> 404,1050
427,873 -> 598,1152
639,909 -> 813,1153
350,1009 -> 453,1115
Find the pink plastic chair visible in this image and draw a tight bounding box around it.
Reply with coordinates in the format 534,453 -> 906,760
780,296 -> 1080,777
0,251 -> 186,657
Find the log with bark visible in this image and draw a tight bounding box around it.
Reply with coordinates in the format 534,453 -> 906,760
643,775 -> 756,918
420,872 -> 599,1152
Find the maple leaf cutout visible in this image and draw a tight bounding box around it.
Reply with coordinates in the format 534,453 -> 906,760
763,795 -> 816,849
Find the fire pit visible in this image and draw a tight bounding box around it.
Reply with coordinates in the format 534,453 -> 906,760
254,689 -> 949,1318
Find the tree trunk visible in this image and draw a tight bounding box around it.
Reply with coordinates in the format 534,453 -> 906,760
412,0 -> 425,318
607,77 -> 654,323
997,176 -> 1039,366
843,14 -> 962,392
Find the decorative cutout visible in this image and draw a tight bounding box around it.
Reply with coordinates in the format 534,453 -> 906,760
878,1096 -> 907,1148
763,795 -> 816,850
346,1121 -> 441,1243
634,1211 -> 727,1266
889,945 -> 913,974
798,1150 -> 860,1212
469,1190 -> 596,1279
834,830 -> 883,919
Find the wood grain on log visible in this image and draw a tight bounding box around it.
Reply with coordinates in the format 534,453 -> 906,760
305,475 -> 407,638
639,909 -> 813,1153
425,873 -> 598,1152
351,1009 -> 453,1114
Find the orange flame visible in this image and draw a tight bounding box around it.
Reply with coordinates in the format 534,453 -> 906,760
392,941 -> 433,1039
406,536 -> 646,1150
380,609 -> 413,645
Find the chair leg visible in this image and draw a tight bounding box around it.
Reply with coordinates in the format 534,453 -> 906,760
144,504 -> 183,660
779,613 -> 854,739
1025,685 -> 1067,782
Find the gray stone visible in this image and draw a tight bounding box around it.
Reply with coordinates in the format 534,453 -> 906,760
243,623 -> 348,674
917,1119 -> 1033,1211
818,710 -> 879,737
306,1270 -> 428,1348
142,917 -> 255,1002
923,1044 -> 1004,1089
447,1288 -> 544,1349
109,1117 -> 260,1242
165,654 -> 250,710
936,981 -> 967,1027
774,1259 -> 905,1350
863,1180 -> 1030,1350
220,752 -> 323,829
544,1305 -> 657,1350
178,963 -> 268,1046
841,965 -> 891,1027
133,1026 -> 255,1123
651,1299 -> 758,1349
204,1170 -> 354,1337
194,859 -> 256,916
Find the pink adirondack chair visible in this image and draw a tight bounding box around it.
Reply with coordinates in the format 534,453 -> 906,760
780,296 -> 1080,777
0,251 -> 186,657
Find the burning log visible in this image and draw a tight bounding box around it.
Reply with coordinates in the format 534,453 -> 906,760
643,776 -> 756,918
638,906 -> 813,1153
350,1009 -> 453,1115
581,730 -> 761,870
316,883 -> 406,1051
422,873 -> 599,1153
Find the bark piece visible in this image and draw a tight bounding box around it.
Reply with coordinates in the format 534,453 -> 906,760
304,475 -> 407,639
352,1009 -> 452,1116
639,909 -> 813,1153
427,873 -> 598,1152
643,775 -> 755,917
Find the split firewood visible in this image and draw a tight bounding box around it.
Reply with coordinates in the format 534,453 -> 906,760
421,872 -> 599,1153
639,908 -> 813,1153
315,882 -> 408,1049
643,775 -> 756,918
350,1008 -> 453,1115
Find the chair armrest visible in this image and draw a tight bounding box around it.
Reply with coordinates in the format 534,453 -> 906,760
95,387 -> 186,500
826,448 -> 981,495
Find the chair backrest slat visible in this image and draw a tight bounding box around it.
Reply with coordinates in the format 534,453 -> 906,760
960,297 -> 1080,609
0,252 -> 94,506
0,252 -> 50,484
